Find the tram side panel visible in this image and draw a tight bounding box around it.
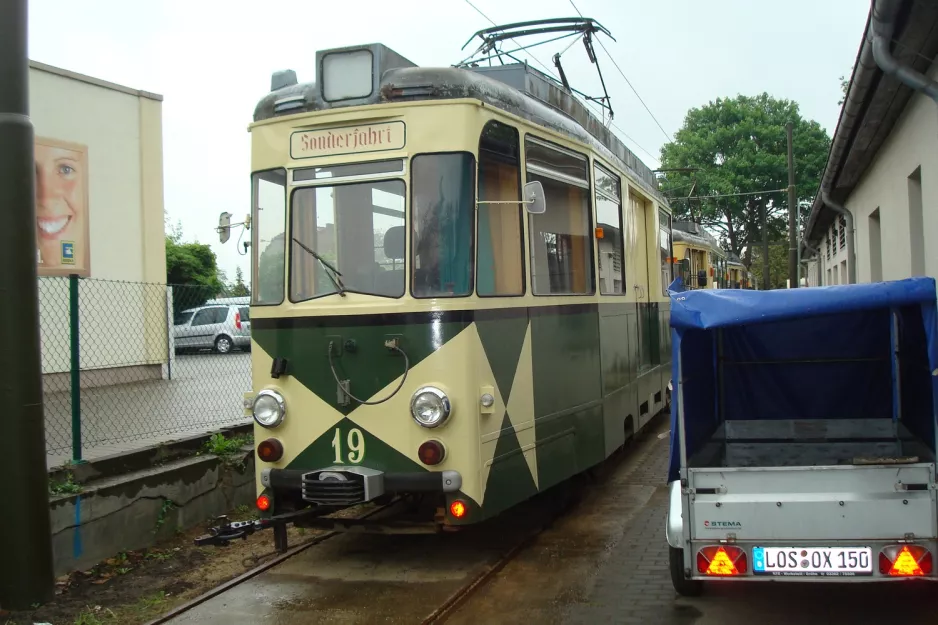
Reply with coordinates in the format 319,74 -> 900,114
530,304 -> 604,493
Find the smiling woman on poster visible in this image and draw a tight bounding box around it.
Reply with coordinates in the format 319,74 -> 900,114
35,137 -> 90,277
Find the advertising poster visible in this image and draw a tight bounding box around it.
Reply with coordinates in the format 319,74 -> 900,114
35,137 -> 90,277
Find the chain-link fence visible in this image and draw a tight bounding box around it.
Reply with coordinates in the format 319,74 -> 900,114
39,276 -> 252,466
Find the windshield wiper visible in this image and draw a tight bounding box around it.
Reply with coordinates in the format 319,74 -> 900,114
292,237 -> 346,297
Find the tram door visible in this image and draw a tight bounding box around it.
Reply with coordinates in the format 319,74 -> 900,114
628,191 -> 653,374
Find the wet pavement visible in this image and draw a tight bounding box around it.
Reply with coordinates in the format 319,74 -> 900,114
45,352 -> 250,466
162,412 -> 938,624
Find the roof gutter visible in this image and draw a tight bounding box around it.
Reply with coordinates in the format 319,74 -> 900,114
821,190 -> 857,284
871,0 -> 938,103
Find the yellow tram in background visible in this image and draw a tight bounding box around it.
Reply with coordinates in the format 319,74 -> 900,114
206,30 -> 675,548
671,221 -> 750,290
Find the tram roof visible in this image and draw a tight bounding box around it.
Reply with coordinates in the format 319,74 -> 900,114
671,222 -> 721,252
253,43 -> 667,207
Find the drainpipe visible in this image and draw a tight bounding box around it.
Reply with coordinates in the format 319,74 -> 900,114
801,238 -> 823,286
821,190 -> 857,284
871,0 -> 938,103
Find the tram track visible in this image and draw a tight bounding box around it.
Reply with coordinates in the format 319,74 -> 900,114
147,415 -> 666,625
142,500 -> 401,625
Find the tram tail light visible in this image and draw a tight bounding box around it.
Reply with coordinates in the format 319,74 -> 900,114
256,494 -> 271,512
449,500 -> 467,519
257,438 -> 284,463
696,545 -> 747,576
418,440 -> 445,466
880,545 -> 932,576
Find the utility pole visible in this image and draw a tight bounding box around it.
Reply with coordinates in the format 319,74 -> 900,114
787,121 -> 798,288
761,202 -> 770,290
0,0 -> 56,609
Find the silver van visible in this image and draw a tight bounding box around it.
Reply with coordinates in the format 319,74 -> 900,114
173,304 -> 251,354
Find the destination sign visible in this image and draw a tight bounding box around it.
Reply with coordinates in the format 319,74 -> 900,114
290,121 -> 405,159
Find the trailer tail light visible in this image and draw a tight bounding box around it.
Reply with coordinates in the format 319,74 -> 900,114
256,494 -> 271,512
879,545 -> 932,576
697,545 -> 747,576
235,311 -> 242,330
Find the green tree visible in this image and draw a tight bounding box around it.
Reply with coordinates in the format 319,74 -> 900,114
658,93 -> 831,269
231,266 -> 250,297
749,242 -> 791,290
838,66 -> 853,106
166,229 -> 224,313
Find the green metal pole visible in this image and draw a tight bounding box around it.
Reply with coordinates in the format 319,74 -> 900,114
70,273 -> 82,462
0,0 -> 56,609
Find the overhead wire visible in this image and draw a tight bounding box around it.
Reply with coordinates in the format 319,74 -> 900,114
568,0 -> 672,143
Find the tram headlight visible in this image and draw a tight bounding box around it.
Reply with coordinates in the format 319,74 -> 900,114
410,386 -> 451,428
253,390 -> 285,428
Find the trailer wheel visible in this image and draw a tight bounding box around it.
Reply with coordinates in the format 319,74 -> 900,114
669,547 -> 703,597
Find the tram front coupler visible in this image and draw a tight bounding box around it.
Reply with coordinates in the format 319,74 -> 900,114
194,508 -> 320,549
194,515 -> 270,547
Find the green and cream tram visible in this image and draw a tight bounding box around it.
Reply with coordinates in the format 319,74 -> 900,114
218,41 -> 674,540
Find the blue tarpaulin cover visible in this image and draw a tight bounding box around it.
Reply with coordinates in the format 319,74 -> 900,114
667,277 -> 938,483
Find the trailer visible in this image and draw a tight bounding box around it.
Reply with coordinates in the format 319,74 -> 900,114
665,277 -> 938,595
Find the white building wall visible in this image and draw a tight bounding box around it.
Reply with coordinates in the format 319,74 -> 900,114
808,62 -> 938,286
841,62 -> 938,284
29,62 -> 167,384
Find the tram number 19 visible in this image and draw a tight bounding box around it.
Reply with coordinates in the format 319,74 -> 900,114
331,427 -> 365,464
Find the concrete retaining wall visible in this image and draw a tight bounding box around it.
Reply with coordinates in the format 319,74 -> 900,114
49,437 -> 255,577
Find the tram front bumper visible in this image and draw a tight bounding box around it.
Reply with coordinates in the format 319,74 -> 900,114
260,466 -> 462,506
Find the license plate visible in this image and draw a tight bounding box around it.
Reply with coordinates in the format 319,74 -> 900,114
752,546 -> 873,576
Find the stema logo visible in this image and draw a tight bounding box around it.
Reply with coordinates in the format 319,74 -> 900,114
703,520 -> 742,529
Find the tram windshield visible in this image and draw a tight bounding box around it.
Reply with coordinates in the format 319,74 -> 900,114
290,176 -> 406,301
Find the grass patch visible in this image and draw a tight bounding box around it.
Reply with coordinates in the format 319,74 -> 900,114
202,432 -> 253,468
49,472 -> 83,496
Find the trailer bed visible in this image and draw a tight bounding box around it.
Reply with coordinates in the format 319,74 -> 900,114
688,418 -> 935,469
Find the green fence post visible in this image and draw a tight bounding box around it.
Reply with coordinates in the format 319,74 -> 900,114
70,273 -> 82,463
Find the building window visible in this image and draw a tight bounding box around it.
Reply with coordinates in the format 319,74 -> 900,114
477,121 -> 524,296
869,208 -> 882,282
909,166 -> 925,276
594,163 -> 624,295
525,136 -> 593,296
826,234 -> 831,261
411,153 -> 476,298
839,215 -> 846,249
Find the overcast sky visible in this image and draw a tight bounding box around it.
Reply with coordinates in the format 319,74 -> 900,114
27,0 -> 870,282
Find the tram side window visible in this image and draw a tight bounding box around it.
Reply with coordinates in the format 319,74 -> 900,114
594,164 -> 624,295
525,137 -> 593,295
659,209 -> 673,295
252,169 -> 287,306
411,153 -> 475,298
478,121 -> 524,296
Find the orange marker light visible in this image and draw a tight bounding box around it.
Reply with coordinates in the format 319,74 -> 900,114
449,500 -> 467,519
256,494 -> 271,512
696,545 -> 747,576
883,545 -> 931,576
